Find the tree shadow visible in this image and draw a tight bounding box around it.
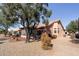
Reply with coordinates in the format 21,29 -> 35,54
0,42 -> 5,44
70,40 -> 79,44
0,38 -> 6,41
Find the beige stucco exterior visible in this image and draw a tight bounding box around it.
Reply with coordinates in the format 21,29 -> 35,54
50,21 -> 65,37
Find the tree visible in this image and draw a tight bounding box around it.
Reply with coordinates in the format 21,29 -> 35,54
66,20 -> 78,33
0,4 -> 18,36
2,3 -> 52,42
20,3 -> 52,42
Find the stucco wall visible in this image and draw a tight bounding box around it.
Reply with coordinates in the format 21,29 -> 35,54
50,22 -> 65,37
58,23 -> 65,37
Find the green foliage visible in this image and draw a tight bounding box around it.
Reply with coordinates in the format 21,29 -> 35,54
0,29 -> 4,34
66,20 -> 77,33
2,3 -> 52,27
1,3 -> 52,41
0,4 -> 18,35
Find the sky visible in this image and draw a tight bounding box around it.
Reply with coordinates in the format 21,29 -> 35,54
0,3 -> 79,30
48,3 -> 79,29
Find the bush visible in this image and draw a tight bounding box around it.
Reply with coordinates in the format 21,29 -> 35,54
40,32 -> 52,50
66,20 -> 78,33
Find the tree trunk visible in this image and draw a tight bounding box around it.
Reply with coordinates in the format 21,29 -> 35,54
4,26 -> 8,37
25,18 -> 30,43
21,17 -> 30,43
25,27 -> 30,42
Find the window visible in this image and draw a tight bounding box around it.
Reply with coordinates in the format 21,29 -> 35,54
54,28 -> 56,33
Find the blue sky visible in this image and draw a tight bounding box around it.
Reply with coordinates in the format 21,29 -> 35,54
48,3 -> 79,29
0,3 -> 79,30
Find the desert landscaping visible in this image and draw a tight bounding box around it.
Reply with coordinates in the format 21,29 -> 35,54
0,3 -> 79,56
0,35 -> 79,56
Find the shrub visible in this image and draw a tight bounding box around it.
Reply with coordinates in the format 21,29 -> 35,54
40,32 -> 52,50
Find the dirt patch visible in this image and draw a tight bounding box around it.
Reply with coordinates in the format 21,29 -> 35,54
0,36 -> 79,56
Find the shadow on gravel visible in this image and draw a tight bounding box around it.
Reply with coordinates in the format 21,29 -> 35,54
0,42 -> 5,44
0,38 -> 7,41
70,40 -> 79,44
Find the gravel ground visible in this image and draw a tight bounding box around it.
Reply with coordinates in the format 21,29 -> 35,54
0,36 -> 79,56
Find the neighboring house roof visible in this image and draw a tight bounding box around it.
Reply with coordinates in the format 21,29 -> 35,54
37,23 -> 45,28
37,20 -> 65,31
49,20 -> 65,31
18,20 -> 65,32
37,20 -> 59,27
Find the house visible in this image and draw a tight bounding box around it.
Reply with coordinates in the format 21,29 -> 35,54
37,20 -> 65,37
20,20 -> 65,38
49,20 -> 65,37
